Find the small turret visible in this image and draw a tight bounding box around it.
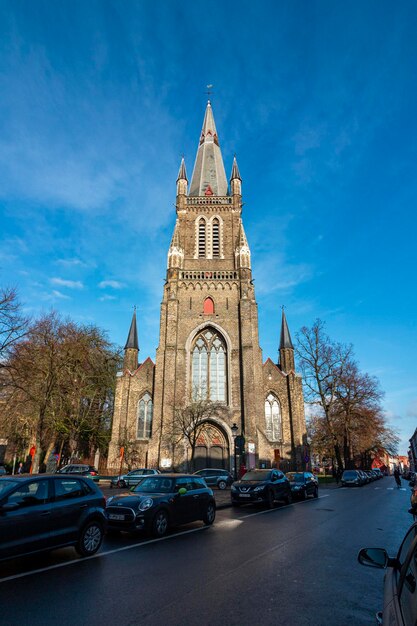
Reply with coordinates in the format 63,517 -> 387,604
124,309 -> 139,371
167,220 -> 184,270
235,220 -> 251,270
279,309 -> 295,373
176,157 -> 188,196
230,156 -> 242,196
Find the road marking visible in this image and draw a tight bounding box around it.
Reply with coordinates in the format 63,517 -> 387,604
387,487 -> 394,490
0,494 -> 331,584
0,526 -> 208,584
239,494 -> 330,520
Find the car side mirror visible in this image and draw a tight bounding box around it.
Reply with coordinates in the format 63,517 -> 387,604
0,502 -> 19,513
358,548 -> 389,569
178,488 -> 187,496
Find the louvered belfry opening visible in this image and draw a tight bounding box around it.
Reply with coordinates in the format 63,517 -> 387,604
198,218 -> 206,257
212,218 -> 220,257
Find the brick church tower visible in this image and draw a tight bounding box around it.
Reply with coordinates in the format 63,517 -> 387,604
107,102 -> 306,473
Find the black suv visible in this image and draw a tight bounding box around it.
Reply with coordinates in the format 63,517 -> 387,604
0,475 -> 106,561
106,474 -> 216,537
193,468 -> 233,490
231,469 -> 292,508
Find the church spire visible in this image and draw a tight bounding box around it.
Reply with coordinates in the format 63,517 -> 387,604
189,101 -> 228,197
235,219 -> 251,270
124,309 -> 139,371
279,309 -> 295,373
167,219 -> 184,269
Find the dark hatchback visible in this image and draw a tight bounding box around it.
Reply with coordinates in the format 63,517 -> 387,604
286,472 -> 319,500
358,522 -> 417,625
0,475 -> 106,561
231,469 -> 292,508
106,474 -> 216,538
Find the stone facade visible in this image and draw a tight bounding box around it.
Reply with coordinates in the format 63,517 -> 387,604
107,103 -> 307,474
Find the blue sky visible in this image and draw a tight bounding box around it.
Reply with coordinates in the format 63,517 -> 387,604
1,1 -> 416,454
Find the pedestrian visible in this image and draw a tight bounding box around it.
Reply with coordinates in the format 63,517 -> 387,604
17,462 -> 23,474
393,467 -> 401,489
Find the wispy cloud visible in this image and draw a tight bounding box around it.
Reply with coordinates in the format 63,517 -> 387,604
99,280 -> 124,289
43,290 -> 72,301
99,294 -> 116,301
51,278 -> 83,289
56,258 -> 87,268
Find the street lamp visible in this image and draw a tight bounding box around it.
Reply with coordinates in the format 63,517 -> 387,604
231,422 -> 238,481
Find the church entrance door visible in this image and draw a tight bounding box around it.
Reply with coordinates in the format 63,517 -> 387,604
193,422 -> 229,471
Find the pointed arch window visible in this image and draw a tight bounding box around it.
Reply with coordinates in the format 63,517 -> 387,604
265,393 -> 282,441
198,218 -> 206,258
212,218 -> 220,257
191,328 -> 227,402
137,393 -> 153,439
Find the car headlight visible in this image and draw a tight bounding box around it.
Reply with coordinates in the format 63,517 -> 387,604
293,486 -> 301,490
106,496 -> 114,505
139,498 -> 154,512
231,486 -> 238,492
254,485 -> 264,491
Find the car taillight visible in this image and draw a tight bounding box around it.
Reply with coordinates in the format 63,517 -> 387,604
90,471 -> 97,475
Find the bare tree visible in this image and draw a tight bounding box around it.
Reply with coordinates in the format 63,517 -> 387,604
0,287 -> 28,364
296,319 -> 352,470
1,311 -> 120,472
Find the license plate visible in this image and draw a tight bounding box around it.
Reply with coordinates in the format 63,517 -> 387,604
239,494 -> 251,498
109,513 -> 125,520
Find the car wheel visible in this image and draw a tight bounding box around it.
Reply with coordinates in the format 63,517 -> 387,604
151,510 -> 169,538
117,479 -> 126,488
314,487 -> 319,498
267,489 -> 275,509
286,491 -> 293,505
75,520 -> 104,557
218,480 -> 227,490
203,502 -> 216,525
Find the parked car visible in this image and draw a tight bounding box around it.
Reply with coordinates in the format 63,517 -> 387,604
286,471 -> 319,500
231,469 -> 292,508
372,468 -> 383,479
0,475 -> 106,561
106,473 -> 215,537
110,468 -> 160,488
193,468 -> 233,490
341,470 -> 362,487
365,470 -> 376,482
0,466 -> 8,477
56,464 -> 99,481
358,522 -> 417,625
358,470 -> 369,484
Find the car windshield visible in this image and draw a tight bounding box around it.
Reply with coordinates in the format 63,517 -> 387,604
286,473 -> 305,483
343,471 -> 358,478
133,477 -> 174,493
241,471 -> 271,481
0,479 -> 18,496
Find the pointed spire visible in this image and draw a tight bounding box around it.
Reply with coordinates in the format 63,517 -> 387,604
124,308 -> 139,350
176,157 -> 187,182
230,156 -> 241,181
189,101 -> 228,197
280,309 -> 294,350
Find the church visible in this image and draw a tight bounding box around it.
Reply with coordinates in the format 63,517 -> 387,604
107,102 -> 307,474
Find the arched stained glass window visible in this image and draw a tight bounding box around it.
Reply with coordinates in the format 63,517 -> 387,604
212,218 -> 220,257
191,328 -> 227,402
265,393 -> 282,441
137,393 -> 153,439
198,218 -> 206,257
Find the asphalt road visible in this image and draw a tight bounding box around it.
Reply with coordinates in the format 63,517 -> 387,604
0,479 -> 412,626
